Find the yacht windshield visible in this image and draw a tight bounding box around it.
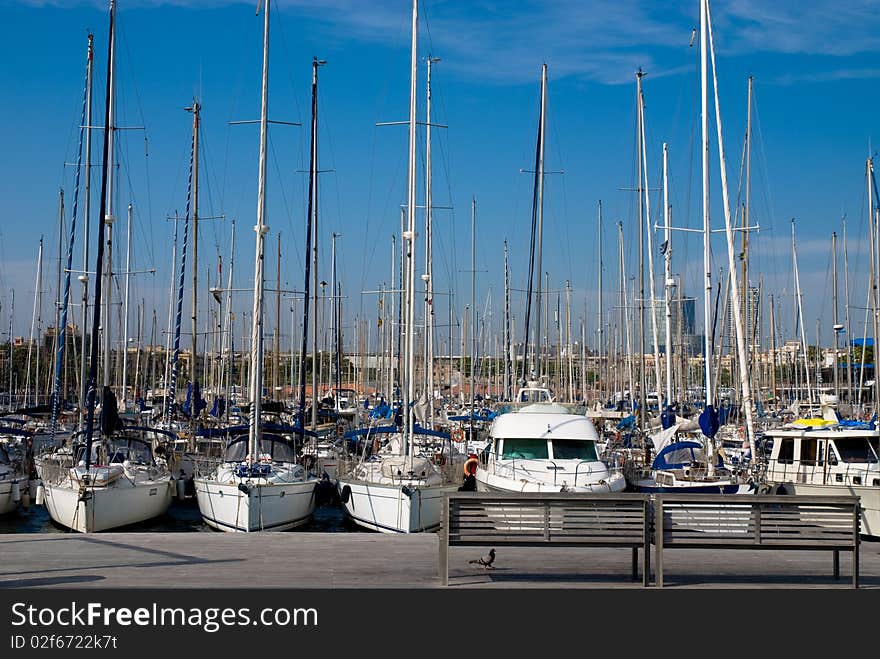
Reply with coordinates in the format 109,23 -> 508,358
551,439 -> 598,461
501,439 -> 549,460
105,437 -> 154,464
833,437 -> 879,464
224,434 -> 299,463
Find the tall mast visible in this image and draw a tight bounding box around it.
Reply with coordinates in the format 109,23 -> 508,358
188,99 -> 201,388
533,64 -> 547,382
54,189 -> 64,395
843,217 -> 853,407
638,70 -> 662,407
275,231 -> 281,399
700,0 -> 712,414
741,76 -> 753,398
120,202 -> 132,407
308,58 -> 325,428
424,54 -> 440,421
402,0 -> 418,455
331,232 -> 340,402
503,239 -> 510,400
769,294 -> 776,405
706,0 -> 756,460
636,69 -> 647,428
26,239 -> 43,407
470,198 -> 476,416
248,0 -> 271,460
597,200 -> 603,403
870,158 -> 880,411
792,219 -> 812,406
832,231 -> 840,400
79,33 -> 94,422
662,143 -> 673,406
102,0 -> 117,390
84,0 -> 117,469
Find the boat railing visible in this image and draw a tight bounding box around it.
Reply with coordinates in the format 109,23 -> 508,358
488,455 -> 611,487
767,459 -> 880,487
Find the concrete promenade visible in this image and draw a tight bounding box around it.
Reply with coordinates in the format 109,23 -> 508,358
0,532 -> 878,589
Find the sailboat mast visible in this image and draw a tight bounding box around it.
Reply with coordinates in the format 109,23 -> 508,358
636,69 -> 647,428
26,239 -> 43,407
832,231 -> 840,400
700,0 -> 713,413
503,239 -> 510,400
843,217 -> 853,406
310,59 -> 322,429
248,0 -> 271,460
84,0 -> 117,469
597,200 -> 603,403
663,143 -> 673,406
470,198 -> 476,416
120,202 -> 132,407
403,0 -> 418,454
533,63 -> 547,381
706,0 -> 756,461
638,70 -> 662,407
102,1 -> 117,391
79,33 -> 94,422
190,99 -> 201,389
424,54 -> 439,421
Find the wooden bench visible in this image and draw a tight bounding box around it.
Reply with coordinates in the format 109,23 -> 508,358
439,492 -> 652,586
654,494 -> 860,588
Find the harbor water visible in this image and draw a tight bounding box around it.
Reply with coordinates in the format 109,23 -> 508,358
0,500 -> 361,534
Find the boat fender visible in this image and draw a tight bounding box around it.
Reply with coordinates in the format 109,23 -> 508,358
774,484 -> 789,495
21,487 -> 30,509
176,477 -> 187,500
10,480 -> 20,503
237,483 -> 251,495
463,456 -> 480,477
35,484 -> 45,506
339,485 -> 352,504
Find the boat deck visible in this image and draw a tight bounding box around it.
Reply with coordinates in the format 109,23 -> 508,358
0,532 -> 878,588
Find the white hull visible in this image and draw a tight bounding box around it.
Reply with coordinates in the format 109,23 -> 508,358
42,478 -> 173,533
475,468 -> 627,494
195,479 -> 317,532
338,478 -> 452,533
0,478 -> 26,515
769,481 -> 880,538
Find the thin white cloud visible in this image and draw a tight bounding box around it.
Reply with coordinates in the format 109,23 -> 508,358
11,1 -> 880,85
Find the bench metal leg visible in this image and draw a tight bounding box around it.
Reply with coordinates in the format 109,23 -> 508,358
631,547 -> 638,581
853,544 -> 859,590
644,539 -> 650,588
833,549 -> 839,580
439,499 -> 449,586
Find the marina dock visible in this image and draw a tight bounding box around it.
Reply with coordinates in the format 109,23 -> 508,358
0,532 -> 877,589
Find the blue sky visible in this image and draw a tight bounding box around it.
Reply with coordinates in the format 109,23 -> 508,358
1,0 -> 879,357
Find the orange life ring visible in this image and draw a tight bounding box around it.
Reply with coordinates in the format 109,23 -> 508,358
452,428 -> 466,443
463,456 -> 479,476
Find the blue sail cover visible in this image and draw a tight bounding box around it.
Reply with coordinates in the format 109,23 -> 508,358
660,406 -> 675,430
651,440 -> 724,470
699,404 -> 719,439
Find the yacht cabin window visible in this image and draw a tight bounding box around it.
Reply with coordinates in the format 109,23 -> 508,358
831,437 -> 879,464
551,439 -> 598,461
500,439 -> 549,460
777,438 -> 795,465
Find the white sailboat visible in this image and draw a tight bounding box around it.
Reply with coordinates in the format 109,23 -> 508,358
337,0 -> 458,534
193,0 -> 318,532
39,1 -> 174,532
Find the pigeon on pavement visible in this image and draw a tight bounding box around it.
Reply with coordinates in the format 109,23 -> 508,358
468,548 -> 496,569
